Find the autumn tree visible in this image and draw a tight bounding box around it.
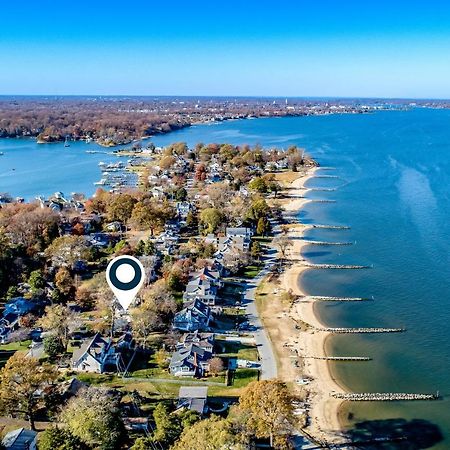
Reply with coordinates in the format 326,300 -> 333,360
159,155 -> 176,170
273,235 -> 293,260
28,269 -> 46,294
153,402 -> 182,446
106,193 -> 137,225
130,281 -> 177,346
152,403 -> 200,447
154,348 -> 170,369
55,266 -> 74,297
205,182 -> 233,209
238,380 -> 295,448
246,198 -> 270,225
194,163 -> 207,181
170,415 -> 246,450
0,203 -> 59,251
208,357 -> 224,376
39,426 -> 87,450
248,176 -> 268,193
199,207 -> 223,234
38,304 -> 80,350
60,386 -> 124,450
250,240 -> 263,262
45,235 -> 91,268
256,217 -> 271,236
43,334 -> 66,359
0,353 -> 57,430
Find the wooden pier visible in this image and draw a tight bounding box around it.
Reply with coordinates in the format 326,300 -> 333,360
331,392 -> 438,401
316,327 -> 405,334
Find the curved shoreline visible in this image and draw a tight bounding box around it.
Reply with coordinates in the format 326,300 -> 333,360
278,168 -> 347,444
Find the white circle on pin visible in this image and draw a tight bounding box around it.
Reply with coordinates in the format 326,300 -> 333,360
116,264 -> 135,283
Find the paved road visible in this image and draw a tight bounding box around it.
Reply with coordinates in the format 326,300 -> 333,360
242,254 -> 278,380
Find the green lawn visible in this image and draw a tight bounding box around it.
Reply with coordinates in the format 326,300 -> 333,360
216,340 -> 258,362
238,264 -> 263,279
232,369 -> 259,388
0,340 -> 31,351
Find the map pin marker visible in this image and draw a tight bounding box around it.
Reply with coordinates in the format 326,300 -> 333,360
106,255 -> 145,311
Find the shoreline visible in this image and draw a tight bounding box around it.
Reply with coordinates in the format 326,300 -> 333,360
276,167 -> 347,444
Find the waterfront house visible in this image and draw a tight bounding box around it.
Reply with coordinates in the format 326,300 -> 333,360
169,343 -> 212,377
173,299 -> 212,332
183,278 -> 218,305
182,266 -> 223,306
71,333 -> 119,373
226,227 -> 253,249
176,386 -> 209,415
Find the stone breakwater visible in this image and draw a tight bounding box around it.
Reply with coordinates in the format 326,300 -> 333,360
316,327 -> 406,333
305,296 -> 372,302
303,263 -> 370,269
331,392 -> 438,401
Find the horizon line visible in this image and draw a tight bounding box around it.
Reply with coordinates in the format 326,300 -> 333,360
0,94 -> 449,102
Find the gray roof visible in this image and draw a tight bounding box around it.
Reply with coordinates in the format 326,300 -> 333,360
2,428 -> 37,449
179,386 -> 208,399
170,343 -> 212,369
178,386 -> 208,414
72,333 -> 111,365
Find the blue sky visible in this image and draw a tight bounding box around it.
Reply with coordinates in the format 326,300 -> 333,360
2,0 -> 450,98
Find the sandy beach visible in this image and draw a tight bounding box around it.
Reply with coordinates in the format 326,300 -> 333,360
266,168 -> 347,445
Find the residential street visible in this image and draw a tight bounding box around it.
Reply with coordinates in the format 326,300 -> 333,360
242,256 -> 278,380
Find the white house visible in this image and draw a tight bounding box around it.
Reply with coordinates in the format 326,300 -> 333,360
71,333 -> 119,373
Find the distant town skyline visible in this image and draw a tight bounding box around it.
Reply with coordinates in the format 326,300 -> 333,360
2,0 -> 450,98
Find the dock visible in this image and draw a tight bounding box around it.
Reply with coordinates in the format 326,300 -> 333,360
316,327 -> 405,333
331,392 -> 438,401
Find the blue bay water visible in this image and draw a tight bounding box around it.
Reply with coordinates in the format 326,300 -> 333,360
1,109 -> 450,447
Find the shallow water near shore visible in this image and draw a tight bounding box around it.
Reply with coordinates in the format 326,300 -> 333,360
1,109 -> 450,447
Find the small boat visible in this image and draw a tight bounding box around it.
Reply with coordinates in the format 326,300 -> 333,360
64,137 -> 70,147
